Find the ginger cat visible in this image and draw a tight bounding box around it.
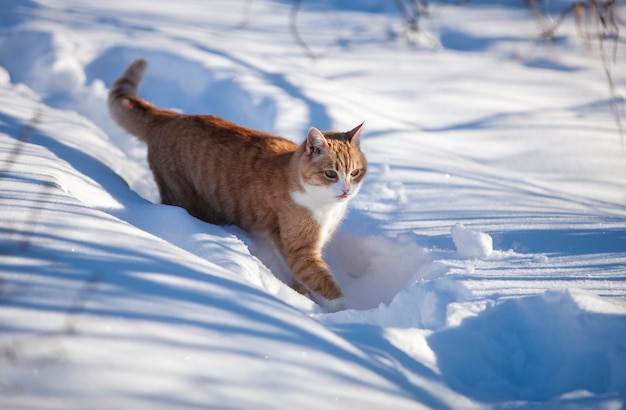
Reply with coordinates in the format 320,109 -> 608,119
109,59 -> 367,311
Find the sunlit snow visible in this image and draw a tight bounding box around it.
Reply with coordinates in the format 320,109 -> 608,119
1,0 -> 625,408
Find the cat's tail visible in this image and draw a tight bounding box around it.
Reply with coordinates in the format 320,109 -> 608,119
108,59 -> 156,142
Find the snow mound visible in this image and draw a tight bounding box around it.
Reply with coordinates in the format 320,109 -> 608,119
324,276 -> 471,330
451,223 -> 493,259
428,290 -> 626,403
326,233 -> 442,310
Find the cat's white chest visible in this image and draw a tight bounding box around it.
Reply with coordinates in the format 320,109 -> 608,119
291,188 -> 348,247
313,201 -> 347,246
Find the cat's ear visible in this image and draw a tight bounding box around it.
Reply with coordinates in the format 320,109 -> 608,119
347,122 -> 364,148
306,127 -> 328,157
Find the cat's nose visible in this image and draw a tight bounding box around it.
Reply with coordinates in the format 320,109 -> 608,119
337,187 -> 350,199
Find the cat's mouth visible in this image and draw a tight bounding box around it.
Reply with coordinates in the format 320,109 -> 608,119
336,192 -> 350,200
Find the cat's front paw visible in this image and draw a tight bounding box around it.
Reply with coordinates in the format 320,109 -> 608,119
318,296 -> 349,313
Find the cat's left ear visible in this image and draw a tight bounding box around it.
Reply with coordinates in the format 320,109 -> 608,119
306,127 -> 328,157
347,122 -> 364,148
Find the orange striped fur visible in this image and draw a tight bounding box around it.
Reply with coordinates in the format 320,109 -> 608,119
109,59 -> 367,307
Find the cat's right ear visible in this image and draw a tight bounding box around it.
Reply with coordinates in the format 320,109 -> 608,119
306,127 -> 328,157
347,122 -> 364,148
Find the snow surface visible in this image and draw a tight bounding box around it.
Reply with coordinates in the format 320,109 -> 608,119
1,0 -> 626,408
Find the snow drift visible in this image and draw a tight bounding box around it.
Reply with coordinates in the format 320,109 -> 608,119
1,0 -> 626,408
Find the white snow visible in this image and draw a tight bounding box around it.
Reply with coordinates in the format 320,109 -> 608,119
451,223 -> 493,259
1,0 -> 626,408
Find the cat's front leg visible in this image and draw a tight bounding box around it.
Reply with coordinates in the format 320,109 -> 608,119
290,270 -> 343,301
280,244 -> 344,301
316,295 -> 349,313
295,276 -> 348,313
292,277 -> 348,312
290,253 -> 343,300
298,269 -> 348,313
269,227 -> 347,311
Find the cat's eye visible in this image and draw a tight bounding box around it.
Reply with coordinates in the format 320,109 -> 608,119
351,169 -> 361,177
324,170 -> 338,179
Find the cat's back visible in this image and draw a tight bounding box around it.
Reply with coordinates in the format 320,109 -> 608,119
151,113 -> 297,157
146,112 -> 301,229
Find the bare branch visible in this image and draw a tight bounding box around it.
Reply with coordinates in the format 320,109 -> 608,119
289,0 -> 341,61
526,0 -> 624,152
0,110 -> 42,178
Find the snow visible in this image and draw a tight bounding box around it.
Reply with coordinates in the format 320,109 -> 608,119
1,0 -> 626,408
451,223 -> 493,259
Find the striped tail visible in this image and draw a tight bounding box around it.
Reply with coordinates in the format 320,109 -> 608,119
108,59 -> 154,142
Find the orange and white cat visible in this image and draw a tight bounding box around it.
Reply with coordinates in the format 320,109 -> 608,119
108,59 -> 367,311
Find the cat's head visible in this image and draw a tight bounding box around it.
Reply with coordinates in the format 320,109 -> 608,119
297,123 -> 367,204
